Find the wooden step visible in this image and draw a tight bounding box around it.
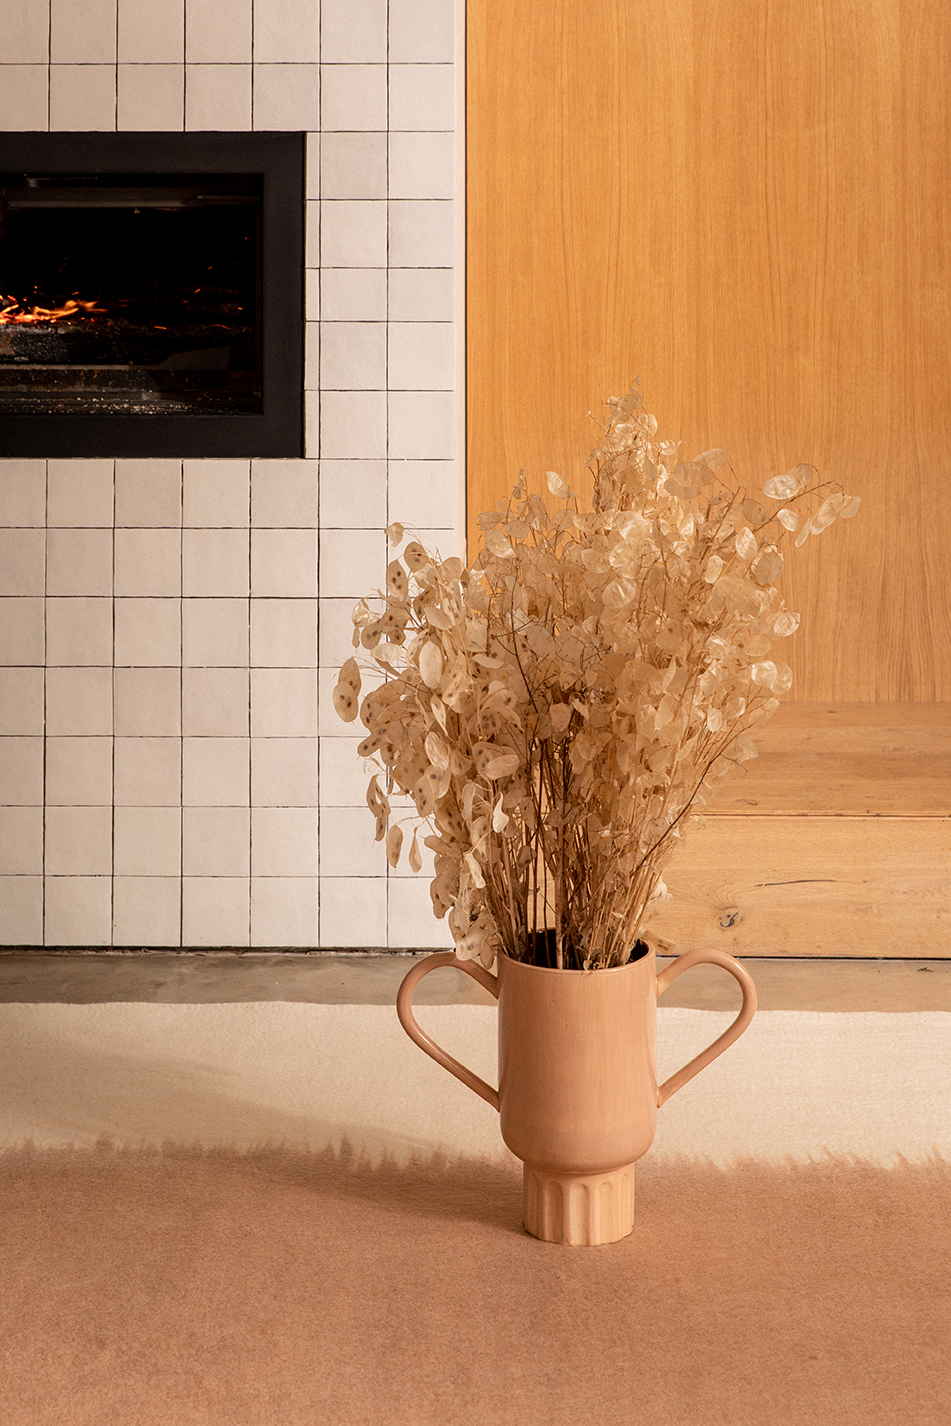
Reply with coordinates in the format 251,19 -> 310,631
648,704 -> 951,957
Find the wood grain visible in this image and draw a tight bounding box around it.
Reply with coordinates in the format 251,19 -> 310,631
647,814 -> 951,957
467,0 -> 951,699
706,702 -> 951,816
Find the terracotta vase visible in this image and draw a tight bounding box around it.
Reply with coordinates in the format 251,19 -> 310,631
397,942 -> 756,1246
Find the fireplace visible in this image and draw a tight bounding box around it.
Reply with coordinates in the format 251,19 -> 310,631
0,132 -> 303,458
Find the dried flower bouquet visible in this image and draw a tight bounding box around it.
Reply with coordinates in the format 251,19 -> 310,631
335,386 -> 859,971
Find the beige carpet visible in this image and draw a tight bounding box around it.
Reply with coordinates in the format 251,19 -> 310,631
2,1003 -> 951,1423
2,1143 -> 950,1425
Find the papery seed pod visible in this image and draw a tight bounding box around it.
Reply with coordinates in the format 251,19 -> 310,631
385,823 -> 403,868
763,464 -> 812,500
386,522 -> 404,543
386,560 -> 409,598
408,828 -> 422,874
403,541 -> 430,572
546,470 -> 571,498
418,640 -> 443,689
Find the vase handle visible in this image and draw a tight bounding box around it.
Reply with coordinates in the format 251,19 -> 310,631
654,948 -> 757,1107
396,951 -> 501,1111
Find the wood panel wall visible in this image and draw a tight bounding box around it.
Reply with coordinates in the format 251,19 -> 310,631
467,0 -> 951,702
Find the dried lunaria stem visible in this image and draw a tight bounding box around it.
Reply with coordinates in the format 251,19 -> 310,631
335,386 -> 861,971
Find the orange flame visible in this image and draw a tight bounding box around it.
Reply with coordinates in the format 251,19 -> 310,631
0,296 -> 108,327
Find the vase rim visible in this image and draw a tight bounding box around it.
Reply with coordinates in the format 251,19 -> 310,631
499,940 -> 653,975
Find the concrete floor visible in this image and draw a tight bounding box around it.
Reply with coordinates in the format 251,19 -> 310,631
0,951 -> 949,1010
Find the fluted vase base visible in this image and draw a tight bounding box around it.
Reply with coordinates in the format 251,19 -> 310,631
522,1162 -> 636,1246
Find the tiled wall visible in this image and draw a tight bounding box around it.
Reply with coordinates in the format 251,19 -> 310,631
0,0 -> 460,949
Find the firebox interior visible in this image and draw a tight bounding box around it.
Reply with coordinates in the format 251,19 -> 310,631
0,133 -> 303,458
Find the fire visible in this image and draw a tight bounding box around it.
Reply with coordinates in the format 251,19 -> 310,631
0,296 -> 108,327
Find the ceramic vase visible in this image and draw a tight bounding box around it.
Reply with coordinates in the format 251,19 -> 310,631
397,942 -> 756,1246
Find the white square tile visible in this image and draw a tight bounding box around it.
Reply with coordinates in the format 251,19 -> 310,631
250,668 -> 317,736
250,599 -> 317,667
114,528 -> 181,596
387,875 -> 453,948
0,807 -> 43,875
251,737 -> 317,805
388,200 -> 454,267
0,529 -> 44,595
114,667 -> 180,736
118,0 -> 184,61
113,876 -> 181,946
318,805 -> 384,877
319,133 -> 386,199
183,736 -> 250,806
251,460 -> 318,527
183,460 -> 250,526
183,806 -> 250,875
114,737 -> 181,806
117,65 -> 184,129
45,806 -> 113,876
306,129 -> 319,192
0,737 -> 44,805
46,668 -> 113,736
45,530 -> 110,598
0,598 -> 44,666
306,267 -> 319,319
44,877 -> 112,946
115,459 -> 182,526
114,598 -> 181,667
253,0 -> 319,62
0,461 -> 46,526
317,735 -> 371,806
319,322 -> 386,390
317,597 -> 360,668
185,64 -> 252,130
0,669 -> 44,734
319,201 -> 387,268
319,390 -> 386,460
319,269 -> 386,322
387,461 -> 455,528
304,391 -> 320,459
305,321 -> 319,390
318,528 -> 385,597
251,529 -> 317,597
1,1 -> 49,61
252,63 -> 319,129
46,598 -> 113,666
185,0 -> 251,63
45,737 -> 113,806
49,66 -> 118,131
388,391 -> 455,459
388,268 -> 454,322
251,805 -> 317,876
388,63 -> 454,131
319,64 -> 385,131
305,200 -> 320,266
182,876 -> 249,946
251,876 -> 318,947
389,0 -> 455,63
318,875 -> 385,945
182,667 -> 249,736
0,876 -> 43,944
51,0 -> 117,62
182,529 -> 249,597
114,806 -> 182,876
318,459 -> 386,528
387,322 -> 454,390
0,67 -> 49,131
388,132 -> 454,200
320,0 -> 386,62
182,598 -> 249,667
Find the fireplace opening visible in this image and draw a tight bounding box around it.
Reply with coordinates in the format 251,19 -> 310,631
0,133 -> 303,458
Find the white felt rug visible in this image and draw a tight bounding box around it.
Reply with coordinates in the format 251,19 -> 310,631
1,1003 -> 949,1167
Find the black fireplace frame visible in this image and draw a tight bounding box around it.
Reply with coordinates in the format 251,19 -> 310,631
0,131 -> 304,459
